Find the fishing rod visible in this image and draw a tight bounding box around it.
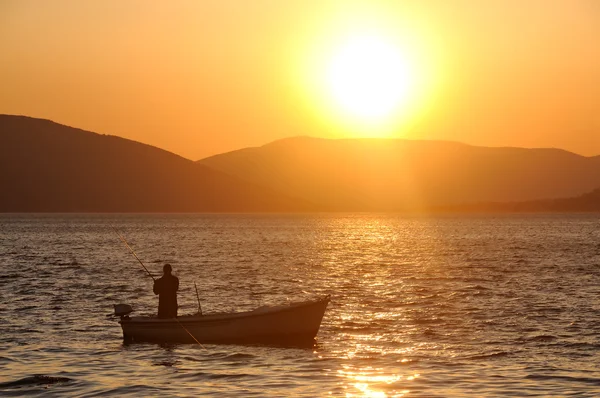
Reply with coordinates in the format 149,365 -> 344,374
112,226 -> 207,350
194,282 -> 202,316
112,226 -> 155,281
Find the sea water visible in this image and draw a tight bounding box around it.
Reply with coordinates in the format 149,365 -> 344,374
1,213 -> 600,396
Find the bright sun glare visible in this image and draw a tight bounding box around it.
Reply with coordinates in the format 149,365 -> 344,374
326,35 -> 414,124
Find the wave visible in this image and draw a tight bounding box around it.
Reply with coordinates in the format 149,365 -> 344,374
181,352 -> 258,362
152,360 -> 180,367
462,284 -> 491,291
0,375 -> 72,389
224,353 -> 257,360
519,334 -> 558,342
14,305 -> 39,312
184,371 -> 253,380
562,342 -> 600,349
464,351 -> 511,360
525,374 -> 600,385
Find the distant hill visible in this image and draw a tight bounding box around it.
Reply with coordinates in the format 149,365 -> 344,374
442,188 -> 600,213
0,115 -> 315,212
539,188 -> 600,212
198,136 -> 600,212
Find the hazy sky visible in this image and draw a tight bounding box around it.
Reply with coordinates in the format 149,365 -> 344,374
1,0 -> 599,159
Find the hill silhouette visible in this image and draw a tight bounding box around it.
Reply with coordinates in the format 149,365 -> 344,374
443,187 -> 600,213
199,137 -> 600,212
0,115 -> 315,212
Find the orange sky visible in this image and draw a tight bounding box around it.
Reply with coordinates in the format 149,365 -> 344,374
1,1 -> 599,159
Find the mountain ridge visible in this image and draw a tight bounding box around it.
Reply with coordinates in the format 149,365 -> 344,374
2,114 -> 599,213
198,136 -> 600,211
249,135 -> 595,159
0,114 -> 316,212
439,187 -> 600,213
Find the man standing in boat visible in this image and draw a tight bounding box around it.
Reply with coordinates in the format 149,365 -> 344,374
153,264 -> 179,318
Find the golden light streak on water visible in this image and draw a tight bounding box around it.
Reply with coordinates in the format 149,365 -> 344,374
336,366 -> 420,397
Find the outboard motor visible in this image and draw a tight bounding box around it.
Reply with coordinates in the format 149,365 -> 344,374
113,304 -> 133,318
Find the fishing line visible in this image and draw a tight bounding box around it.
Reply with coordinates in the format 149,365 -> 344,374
173,317 -> 207,349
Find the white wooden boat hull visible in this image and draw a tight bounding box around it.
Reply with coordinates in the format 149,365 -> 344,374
119,296 -> 330,346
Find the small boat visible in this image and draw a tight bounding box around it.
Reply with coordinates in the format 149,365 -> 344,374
116,295 -> 330,346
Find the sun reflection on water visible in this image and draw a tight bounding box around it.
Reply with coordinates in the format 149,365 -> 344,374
335,366 -> 419,397
308,216 -> 447,396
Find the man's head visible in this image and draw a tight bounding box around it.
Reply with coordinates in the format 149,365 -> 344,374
163,263 -> 172,275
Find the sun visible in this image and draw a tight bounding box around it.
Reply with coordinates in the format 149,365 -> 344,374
325,34 -> 415,125
292,21 -> 439,136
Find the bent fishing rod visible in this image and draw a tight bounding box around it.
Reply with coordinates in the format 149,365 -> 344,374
112,226 -> 207,349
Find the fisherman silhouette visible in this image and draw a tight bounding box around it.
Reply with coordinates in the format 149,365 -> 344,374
153,264 -> 179,318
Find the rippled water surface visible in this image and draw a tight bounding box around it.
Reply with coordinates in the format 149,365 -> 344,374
1,214 -> 600,396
